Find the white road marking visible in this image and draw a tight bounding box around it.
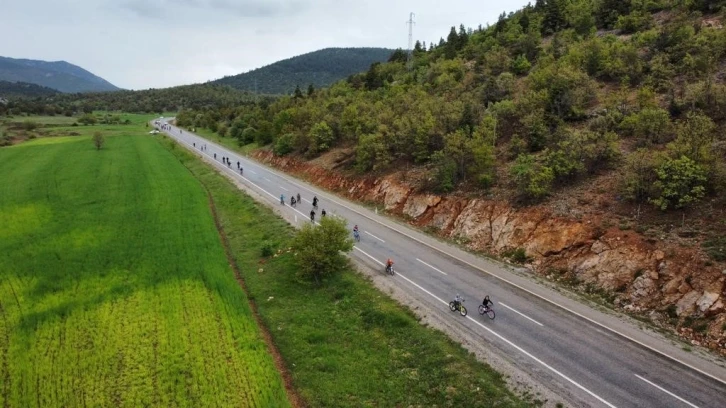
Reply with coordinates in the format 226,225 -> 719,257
364,231 -> 385,243
351,246 -> 616,408
248,170 -> 257,175
279,186 -> 289,192
302,198 -> 311,204
498,302 -> 544,327
264,177 -> 272,182
635,375 -> 700,408
416,258 -> 447,275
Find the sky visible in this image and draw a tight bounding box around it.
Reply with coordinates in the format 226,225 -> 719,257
1,0 -> 531,90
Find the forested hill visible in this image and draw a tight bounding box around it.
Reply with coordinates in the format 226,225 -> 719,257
179,0 -> 726,217
0,81 -> 60,98
0,56 -> 119,93
0,84 -> 262,116
212,47 -> 394,95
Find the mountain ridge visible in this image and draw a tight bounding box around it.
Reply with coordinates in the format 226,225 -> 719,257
212,47 -> 394,95
0,56 -> 120,93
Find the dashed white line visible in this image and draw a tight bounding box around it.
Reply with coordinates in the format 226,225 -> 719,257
279,186 -> 289,192
302,198 -> 312,204
498,302 -> 544,327
264,177 -> 272,182
416,258 -> 447,275
248,170 -> 257,175
364,231 -> 385,243
635,375 -> 699,408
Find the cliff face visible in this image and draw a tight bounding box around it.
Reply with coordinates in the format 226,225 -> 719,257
253,150 -> 726,354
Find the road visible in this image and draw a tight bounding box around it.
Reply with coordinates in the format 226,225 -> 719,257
156,120 -> 726,408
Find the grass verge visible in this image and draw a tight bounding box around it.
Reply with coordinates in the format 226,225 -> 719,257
158,134 -> 531,407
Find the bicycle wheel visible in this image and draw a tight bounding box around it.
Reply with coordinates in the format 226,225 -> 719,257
449,302 -> 457,312
486,309 -> 495,320
478,305 -> 486,315
460,305 -> 467,316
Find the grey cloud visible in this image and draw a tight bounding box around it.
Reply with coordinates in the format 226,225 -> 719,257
119,0 -> 308,19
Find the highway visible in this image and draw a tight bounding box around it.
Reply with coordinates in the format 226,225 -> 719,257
157,120 -> 726,408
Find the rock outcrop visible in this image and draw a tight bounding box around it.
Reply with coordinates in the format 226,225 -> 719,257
253,150 -> 726,355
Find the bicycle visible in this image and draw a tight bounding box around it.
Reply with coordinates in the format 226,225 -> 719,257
449,298 -> 467,316
385,264 -> 395,276
478,304 -> 496,320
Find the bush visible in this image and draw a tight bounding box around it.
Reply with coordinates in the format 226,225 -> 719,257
616,11 -> 654,34
503,247 -> 530,264
22,121 -> 39,131
241,127 -> 257,145
650,156 -> 707,210
621,149 -> 661,203
260,242 -> 274,258
510,154 -> 554,200
291,216 -> 353,284
308,121 -> 335,155
620,107 -> 672,145
273,133 -> 295,156
430,150 -> 457,193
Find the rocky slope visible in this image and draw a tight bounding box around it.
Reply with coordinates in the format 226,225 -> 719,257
252,149 -> 726,355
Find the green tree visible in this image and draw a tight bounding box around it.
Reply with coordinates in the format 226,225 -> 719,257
92,131 -> 105,150
511,54 -> 532,75
294,85 -> 304,99
650,156 -> 707,210
291,216 -> 353,285
619,107 -> 672,145
510,154 -> 555,199
309,121 -> 335,154
307,83 -> 315,97
622,148 -> 660,203
667,112 -> 716,165
78,114 -> 97,125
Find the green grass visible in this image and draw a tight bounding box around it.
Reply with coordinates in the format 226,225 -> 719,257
159,136 -> 530,407
0,125 -> 289,407
180,126 -> 260,155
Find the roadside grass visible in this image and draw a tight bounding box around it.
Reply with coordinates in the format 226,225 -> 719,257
177,126 -> 259,155
159,135 -> 531,407
0,126 -> 289,407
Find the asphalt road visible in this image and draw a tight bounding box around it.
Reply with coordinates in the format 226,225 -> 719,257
156,120 -> 726,408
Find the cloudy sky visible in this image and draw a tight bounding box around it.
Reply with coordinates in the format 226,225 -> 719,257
1,0 -> 531,90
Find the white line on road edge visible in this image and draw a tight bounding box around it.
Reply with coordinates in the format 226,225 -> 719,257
499,302 -> 544,327
364,231 -> 385,243
416,258 -> 448,275
352,247 -> 616,408
161,121 -> 726,388
635,375 -> 700,408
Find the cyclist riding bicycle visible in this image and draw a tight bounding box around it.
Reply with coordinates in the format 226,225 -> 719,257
296,193 -> 301,203
353,224 -> 359,232
312,196 -> 318,208
280,194 -> 285,205
321,209 -> 326,217
310,209 -> 316,222
291,196 -> 296,206
454,294 -> 464,309
481,295 -> 493,310
385,258 -> 394,273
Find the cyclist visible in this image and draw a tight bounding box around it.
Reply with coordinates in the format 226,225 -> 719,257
312,196 -> 318,208
321,209 -> 326,217
240,167 -> 243,175
385,258 -> 394,273
296,193 -> 301,204
454,294 -> 464,310
353,225 -> 359,233
280,194 -> 285,205
291,196 -> 296,207
353,227 -> 360,241
481,295 -> 493,311
310,209 -> 316,222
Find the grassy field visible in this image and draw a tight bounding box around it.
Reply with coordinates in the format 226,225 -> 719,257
0,120 -> 290,407
177,126 -> 260,155
158,136 -> 533,407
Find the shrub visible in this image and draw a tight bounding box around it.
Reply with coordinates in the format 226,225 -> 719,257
22,121 -> 39,131
291,216 -> 353,284
621,149 -> 661,203
510,154 -> 554,200
620,107 -> 672,145
650,156 -> 707,210
273,133 -> 295,156
308,121 -> 335,155
260,242 -> 274,258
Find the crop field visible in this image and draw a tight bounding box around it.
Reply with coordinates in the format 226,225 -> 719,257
0,123 -> 290,407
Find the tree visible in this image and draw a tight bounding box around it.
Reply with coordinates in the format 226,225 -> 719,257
309,121 -> 335,155
510,154 -> 555,199
291,216 -> 353,284
92,131 -> 105,150
294,85 -> 304,99
307,83 -> 315,97
650,156 -> 707,210
78,114 -> 97,126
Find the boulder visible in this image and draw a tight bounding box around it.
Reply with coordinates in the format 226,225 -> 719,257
697,292 -> 720,312
403,194 -> 441,219
676,291 -> 701,316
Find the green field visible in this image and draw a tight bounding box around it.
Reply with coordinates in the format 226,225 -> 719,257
0,127 -> 290,406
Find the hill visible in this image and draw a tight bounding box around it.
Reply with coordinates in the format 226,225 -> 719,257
0,56 -> 119,93
212,47 -> 394,95
176,1 -> 726,351
0,80 -> 60,98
